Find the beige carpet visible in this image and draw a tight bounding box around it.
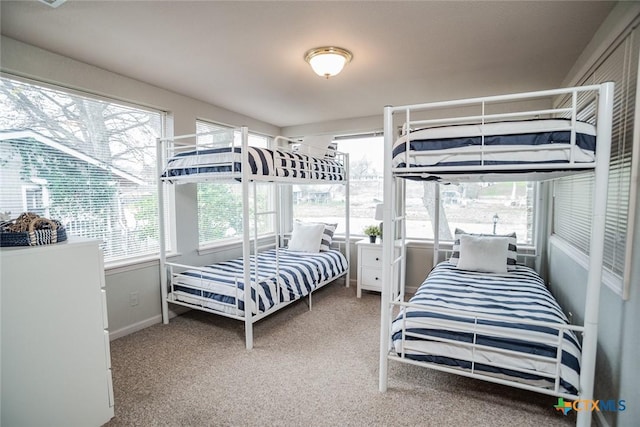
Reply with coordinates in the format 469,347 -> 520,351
106,283 -> 576,426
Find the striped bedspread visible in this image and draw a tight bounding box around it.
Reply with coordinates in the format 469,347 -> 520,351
391,262 -> 581,395
164,146 -> 345,181
171,249 -> 348,316
393,119 -> 596,169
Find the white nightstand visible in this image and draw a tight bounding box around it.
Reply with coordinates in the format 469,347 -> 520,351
356,238 -> 384,297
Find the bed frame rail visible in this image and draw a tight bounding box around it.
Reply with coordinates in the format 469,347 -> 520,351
391,84 -> 602,180
390,299 -> 583,400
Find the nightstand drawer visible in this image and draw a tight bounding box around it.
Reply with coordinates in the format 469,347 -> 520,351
360,267 -> 383,290
360,247 -> 383,268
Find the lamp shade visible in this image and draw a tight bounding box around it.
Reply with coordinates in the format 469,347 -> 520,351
305,47 -> 353,78
375,203 -> 384,221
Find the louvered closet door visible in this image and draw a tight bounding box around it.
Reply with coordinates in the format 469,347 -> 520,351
553,26 -> 638,288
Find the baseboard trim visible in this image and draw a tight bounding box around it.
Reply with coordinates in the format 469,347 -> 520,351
109,315 -> 162,341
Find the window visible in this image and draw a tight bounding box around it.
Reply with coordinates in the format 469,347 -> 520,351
0,77 -> 165,263
552,27 -> 637,297
292,134 -> 380,235
22,183 -> 47,216
291,134 -> 535,245
195,120 -> 274,247
405,181 -> 535,245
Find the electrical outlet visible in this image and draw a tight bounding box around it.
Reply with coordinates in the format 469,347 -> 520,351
129,292 -> 139,307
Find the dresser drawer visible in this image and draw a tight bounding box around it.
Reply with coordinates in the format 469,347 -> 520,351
360,247 -> 383,268
360,267 -> 383,291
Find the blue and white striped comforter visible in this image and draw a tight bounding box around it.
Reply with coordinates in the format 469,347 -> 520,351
164,147 -> 345,181
391,262 -> 581,395
171,249 -> 348,316
392,119 -> 597,169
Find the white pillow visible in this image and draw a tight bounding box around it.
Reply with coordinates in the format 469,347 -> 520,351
288,222 -> 325,253
450,228 -> 518,270
456,234 -> 509,274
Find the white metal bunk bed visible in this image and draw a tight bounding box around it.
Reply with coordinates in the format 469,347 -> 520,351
379,83 -> 614,427
157,127 -> 350,350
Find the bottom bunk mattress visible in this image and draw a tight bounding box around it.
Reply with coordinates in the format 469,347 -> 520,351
391,262 -> 581,395
170,248 -> 347,316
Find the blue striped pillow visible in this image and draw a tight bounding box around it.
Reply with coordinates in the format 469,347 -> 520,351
450,228 -> 517,270
319,223 -> 337,251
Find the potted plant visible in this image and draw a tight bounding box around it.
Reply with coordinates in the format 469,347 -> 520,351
363,224 -> 381,243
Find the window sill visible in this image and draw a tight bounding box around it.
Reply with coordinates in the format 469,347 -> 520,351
105,251 -> 180,275
549,234 -> 624,297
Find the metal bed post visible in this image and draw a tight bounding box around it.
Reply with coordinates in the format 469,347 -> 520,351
156,136 -> 169,324
379,105 -> 394,392
576,81 -> 614,427
344,152 -> 351,287
240,126 -> 253,350
433,182 -> 440,267
398,178 -> 407,302
275,182 -> 282,307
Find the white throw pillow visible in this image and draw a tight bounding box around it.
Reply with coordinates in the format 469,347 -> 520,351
456,234 -> 509,274
288,222 -> 325,253
450,228 -> 518,270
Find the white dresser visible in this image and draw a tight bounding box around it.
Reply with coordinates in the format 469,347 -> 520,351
356,239 -> 384,297
1,237 -> 114,427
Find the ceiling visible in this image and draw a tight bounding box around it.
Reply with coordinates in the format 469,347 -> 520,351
0,1 -> 615,129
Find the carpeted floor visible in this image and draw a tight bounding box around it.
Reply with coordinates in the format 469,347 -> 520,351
106,282 -> 576,427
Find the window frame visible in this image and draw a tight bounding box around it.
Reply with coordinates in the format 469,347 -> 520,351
0,74 -> 171,268
194,119 -> 275,251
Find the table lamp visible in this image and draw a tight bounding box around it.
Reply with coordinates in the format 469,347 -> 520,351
375,203 -> 384,241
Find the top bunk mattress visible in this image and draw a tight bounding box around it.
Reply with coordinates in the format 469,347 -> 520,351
392,119 -> 596,169
163,146 -> 346,181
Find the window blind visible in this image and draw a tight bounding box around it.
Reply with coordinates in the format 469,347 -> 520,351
0,76 -> 166,263
553,27 -> 637,287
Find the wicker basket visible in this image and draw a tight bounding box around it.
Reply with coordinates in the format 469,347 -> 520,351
0,214 -> 68,247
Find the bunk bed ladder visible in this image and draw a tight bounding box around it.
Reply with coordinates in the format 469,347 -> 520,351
380,105 -> 399,392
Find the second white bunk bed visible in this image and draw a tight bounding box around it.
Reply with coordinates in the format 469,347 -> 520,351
379,83 -> 614,427
157,127 -> 350,349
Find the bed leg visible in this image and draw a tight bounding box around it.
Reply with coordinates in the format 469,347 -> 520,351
379,359 -> 388,392
576,410 -> 592,427
308,293 -> 313,311
245,318 -> 253,350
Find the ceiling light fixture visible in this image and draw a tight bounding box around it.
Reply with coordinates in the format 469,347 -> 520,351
304,47 -> 353,79
38,0 -> 67,7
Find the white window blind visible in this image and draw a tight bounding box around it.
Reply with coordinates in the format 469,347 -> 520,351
0,77 -> 166,263
195,120 -> 273,247
553,27 -> 637,290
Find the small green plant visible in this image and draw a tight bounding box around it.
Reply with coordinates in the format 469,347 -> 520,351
363,224 -> 381,237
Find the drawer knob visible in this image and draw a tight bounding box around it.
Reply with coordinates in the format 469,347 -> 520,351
375,277 -> 379,281
375,257 -> 379,261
